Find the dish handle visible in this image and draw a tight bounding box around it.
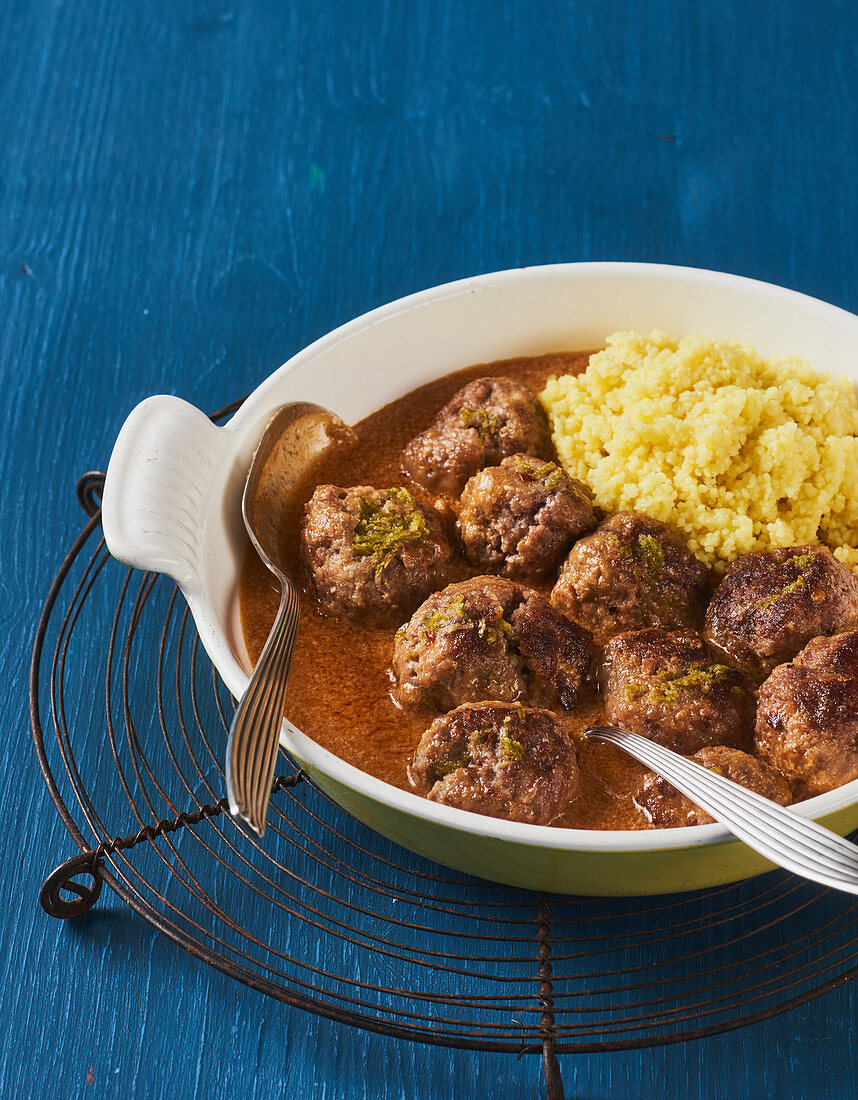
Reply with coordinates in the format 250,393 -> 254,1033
102,395 -> 228,597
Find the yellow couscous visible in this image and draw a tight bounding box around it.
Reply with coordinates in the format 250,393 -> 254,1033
540,330 -> 858,573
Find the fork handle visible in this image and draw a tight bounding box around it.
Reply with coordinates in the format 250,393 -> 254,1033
226,582 -> 301,837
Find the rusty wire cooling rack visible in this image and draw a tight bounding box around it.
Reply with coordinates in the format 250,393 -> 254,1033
30,405 -> 858,1100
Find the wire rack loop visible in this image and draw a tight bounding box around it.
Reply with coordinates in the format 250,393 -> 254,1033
76,471 -> 106,517
39,773 -> 307,918
39,850 -> 104,918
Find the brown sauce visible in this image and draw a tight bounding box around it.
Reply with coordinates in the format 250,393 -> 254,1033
239,351 -> 651,830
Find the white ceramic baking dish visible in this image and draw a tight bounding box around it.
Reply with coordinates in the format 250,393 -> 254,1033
102,262 -> 858,895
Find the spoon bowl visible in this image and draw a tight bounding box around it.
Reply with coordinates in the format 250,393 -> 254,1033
226,402 -> 357,836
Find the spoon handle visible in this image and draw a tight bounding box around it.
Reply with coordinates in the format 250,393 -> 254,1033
586,725 -> 858,896
226,581 -> 301,836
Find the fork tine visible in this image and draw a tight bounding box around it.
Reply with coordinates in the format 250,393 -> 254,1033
597,728 -> 858,869
587,725 -> 858,894
625,733 -> 858,876
633,758 -> 858,887
671,779 -> 858,884
247,593 -> 300,827
616,732 -> 855,857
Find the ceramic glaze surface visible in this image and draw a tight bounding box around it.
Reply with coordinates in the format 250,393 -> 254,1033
104,263 -> 858,894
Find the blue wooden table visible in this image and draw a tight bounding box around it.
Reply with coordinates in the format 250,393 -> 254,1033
3,1 -> 858,1096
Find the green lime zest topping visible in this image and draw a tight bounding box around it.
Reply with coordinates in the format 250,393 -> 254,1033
513,456 -> 566,491
634,533 -> 665,579
418,594 -> 512,646
606,531 -> 666,580
420,593 -> 467,637
433,753 -> 470,780
643,663 -> 736,705
755,574 -> 805,610
605,533 -> 631,556
477,610 -> 514,645
753,552 -> 819,612
459,403 -> 500,444
543,467 -> 566,491
499,708 -> 527,762
386,486 -> 416,506
500,735 -> 523,761
352,489 -> 427,578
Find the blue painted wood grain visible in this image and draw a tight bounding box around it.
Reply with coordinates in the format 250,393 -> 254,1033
2,0 -> 858,1096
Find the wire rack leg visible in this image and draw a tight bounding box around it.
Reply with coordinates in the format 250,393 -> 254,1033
536,892 -> 565,1100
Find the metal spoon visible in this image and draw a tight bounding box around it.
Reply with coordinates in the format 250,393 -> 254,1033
586,724 -> 858,896
226,402 -> 357,836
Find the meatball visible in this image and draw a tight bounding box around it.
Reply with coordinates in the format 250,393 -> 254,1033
601,628 -> 753,754
635,746 -> 792,828
392,575 -> 594,713
456,454 -> 596,580
755,631 -> 858,797
550,512 -> 710,646
300,484 -> 453,626
401,377 -> 552,498
409,702 -> 578,825
703,545 -> 858,681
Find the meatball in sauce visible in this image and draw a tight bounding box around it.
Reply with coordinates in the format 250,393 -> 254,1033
301,484 -> 453,626
456,454 -> 596,581
551,512 -> 711,647
635,746 -> 792,828
755,630 -> 858,798
601,628 -> 753,755
401,376 -> 552,498
392,575 -> 594,714
704,545 -> 858,681
409,702 -> 579,825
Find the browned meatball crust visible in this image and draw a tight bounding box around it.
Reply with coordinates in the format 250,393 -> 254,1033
301,485 -> 453,626
392,575 -> 594,713
703,546 -> 858,681
601,628 -> 754,754
456,454 -> 596,580
409,702 -> 578,825
550,512 -> 710,646
635,746 -> 792,828
755,630 -> 858,798
401,377 -> 552,498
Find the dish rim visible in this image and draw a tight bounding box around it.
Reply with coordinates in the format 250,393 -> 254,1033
131,261 -> 858,854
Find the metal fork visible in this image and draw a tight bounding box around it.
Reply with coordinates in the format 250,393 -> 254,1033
586,725 -> 858,896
